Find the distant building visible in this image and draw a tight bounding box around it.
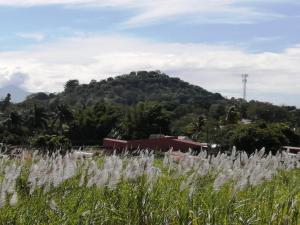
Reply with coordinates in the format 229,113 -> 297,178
282,146 -> 300,155
103,135 -> 206,152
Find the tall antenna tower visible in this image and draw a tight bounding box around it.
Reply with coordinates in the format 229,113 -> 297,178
241,74 -> 248,100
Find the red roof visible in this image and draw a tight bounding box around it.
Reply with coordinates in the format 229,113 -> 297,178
103,136 -> 205,152
283,146 -> 300,153
171,139 -> 203,147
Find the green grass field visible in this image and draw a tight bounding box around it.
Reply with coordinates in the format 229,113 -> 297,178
0,150 -> 299,225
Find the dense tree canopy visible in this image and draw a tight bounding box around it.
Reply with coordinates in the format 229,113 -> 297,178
117,102 -> 172,139
231,123 -> 298,154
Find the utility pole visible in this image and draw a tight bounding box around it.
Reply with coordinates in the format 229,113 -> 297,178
241,74 -> 248,100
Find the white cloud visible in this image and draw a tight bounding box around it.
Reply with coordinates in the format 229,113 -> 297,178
3,72 -> 29,87
1,34 -> 300,105
0,0 -> 288,26
17,32 -> 45,41
0,69 -> 29,89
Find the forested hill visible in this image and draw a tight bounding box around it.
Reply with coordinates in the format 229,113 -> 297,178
24,71 -> 224,107
2,70 -> 300,152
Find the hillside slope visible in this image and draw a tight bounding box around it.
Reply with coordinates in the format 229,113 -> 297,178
61,71 -> 223,106
22,71 -> 224,108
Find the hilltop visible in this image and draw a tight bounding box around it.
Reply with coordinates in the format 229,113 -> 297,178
22,71 -> 224,108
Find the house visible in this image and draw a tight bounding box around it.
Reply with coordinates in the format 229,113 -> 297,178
103,135 -> 206,152
282,146 -> 300,155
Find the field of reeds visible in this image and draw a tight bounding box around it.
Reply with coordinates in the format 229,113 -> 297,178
0,148 -> 299,225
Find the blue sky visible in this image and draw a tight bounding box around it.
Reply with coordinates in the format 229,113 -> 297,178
0,0 -> 300,106
0,1 -> 300,52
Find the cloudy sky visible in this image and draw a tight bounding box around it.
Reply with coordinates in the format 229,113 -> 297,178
0,0 -> 300,105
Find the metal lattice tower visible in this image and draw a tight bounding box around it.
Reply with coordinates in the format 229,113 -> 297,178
241,74 -> 248,100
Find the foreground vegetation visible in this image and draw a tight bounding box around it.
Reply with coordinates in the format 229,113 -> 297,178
0,149 -> 299,224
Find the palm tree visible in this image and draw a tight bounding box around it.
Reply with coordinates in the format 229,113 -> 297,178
0,93 -> 11,112
9,111 -> 23,131
191,115 -> 206,141
28,105 -> 49,131
51,104 -> 73,134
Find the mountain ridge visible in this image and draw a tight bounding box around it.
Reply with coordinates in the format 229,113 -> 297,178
23,71 -> 224,108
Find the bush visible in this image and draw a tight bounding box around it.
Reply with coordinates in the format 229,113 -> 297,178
29,135 -> 71,153
231,122 -> 298,154
0,131 -> 27,145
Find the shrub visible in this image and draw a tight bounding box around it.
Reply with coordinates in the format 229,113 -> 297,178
29,134 -> 71,153
231,122 -> 297,154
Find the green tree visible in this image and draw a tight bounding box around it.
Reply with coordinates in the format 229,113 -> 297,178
64,80 -> 79,92
191,115 -> 206,140
231,122 -> 298,154
30,134 -> 71,153
9,111 -> 23,131
0,93 -> 11,112
119,102 -> 171,139
52,104 -> 74,134
27,105 -> 49,132
226,106 -> 240,124
68,102 -> 121,145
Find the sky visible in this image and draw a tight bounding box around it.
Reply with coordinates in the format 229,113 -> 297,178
0,0 -> 300,106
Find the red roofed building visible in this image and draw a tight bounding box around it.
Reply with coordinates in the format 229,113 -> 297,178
103,135 -> 205,152
283,146 -> 300,154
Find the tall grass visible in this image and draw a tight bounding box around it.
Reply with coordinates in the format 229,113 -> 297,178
0,149 -> 299,224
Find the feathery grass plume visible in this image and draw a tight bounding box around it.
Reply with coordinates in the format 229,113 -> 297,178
49,199 -> 58,211
213,173 -> 229,190
95,169 -> 109,188
163,151 -> 170,167
79,172 -> 85,187
31,150 -> 39,162
28,164 -> 39,194
0,191 -> 6,208
62,153 -> 77,180
180,173 -> 195,192
9,192 -> 17,206
1,164 -> 22,194
189,184 -> 195,200
108,170 -> 121,189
